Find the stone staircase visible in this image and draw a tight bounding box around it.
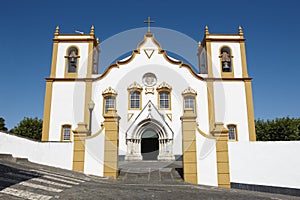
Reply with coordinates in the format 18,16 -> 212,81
118,161 -> 184,184
0,154 -> 29,163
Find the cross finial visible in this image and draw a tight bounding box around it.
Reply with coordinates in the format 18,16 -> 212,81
144,16 -> 155,33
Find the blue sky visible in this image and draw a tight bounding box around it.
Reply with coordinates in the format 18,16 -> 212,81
0,0 -> 300,129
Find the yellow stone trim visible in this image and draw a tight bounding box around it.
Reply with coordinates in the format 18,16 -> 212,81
212,123 -> 231,188
166,113 -> 172,121
64,45 -> 80,78
72,123 -> 88,172
87,41 -> 94,78
60,124 -> 72,141
207,80 -> 215,132
181,108 -> 198,184
103,108 -> 120,179
84,80 -> 93,131
127,113 -> 134,121
50,41 -> 58,78
41,80 -> 53,141
206,41 -> 213,78
244,80 -> 256,141
240,41 -> 249,78
219,46 -> 234,78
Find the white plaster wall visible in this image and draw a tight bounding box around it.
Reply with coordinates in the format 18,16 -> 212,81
210,42 -> 243,78
49,82 -> 85,141
0,132 -> 73,170
196,132 -> 218,186
56,43 -> 89,78
84,132 -> 105,176
229,141 -> 300,189
214,82 -> 249,141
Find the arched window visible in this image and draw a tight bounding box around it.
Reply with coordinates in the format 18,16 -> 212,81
127,82 -> 143,110
102,87 -> 117,115
182,87 -> 197,113
227,124 -> 238,141
157,82 -> 172,110
67,47 -> 79,73
220,46 -> 232,72
61,125 -> 71,141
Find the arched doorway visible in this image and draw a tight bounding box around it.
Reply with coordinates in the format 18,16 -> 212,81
141,129 -> 159,160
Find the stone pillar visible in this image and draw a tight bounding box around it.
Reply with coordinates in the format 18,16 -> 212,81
180,108 -> 198,184
211,122 -> 230,188
72,122 -> 88,172
103,108 -> 120,179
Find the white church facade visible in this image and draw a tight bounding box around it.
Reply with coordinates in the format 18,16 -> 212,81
40,25 -> 256,186
42,27 -> 256,147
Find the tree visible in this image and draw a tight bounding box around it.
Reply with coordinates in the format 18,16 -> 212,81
10,117 -> 43,140
255,117 -> 300,141
0,117 -> 8,131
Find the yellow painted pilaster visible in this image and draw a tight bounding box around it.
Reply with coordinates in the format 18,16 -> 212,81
244,80 -> 256,141
207,80 -> 216,132
212,123 -> 230,188
180,108 -> 198,184
72,122 -> 88,172
84,80 -> 93,130
103,108 -> 120,179
41,80 -> 53,141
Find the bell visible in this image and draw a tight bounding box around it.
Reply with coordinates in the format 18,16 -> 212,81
223,62 -> 230,69
69,51 -> 77,63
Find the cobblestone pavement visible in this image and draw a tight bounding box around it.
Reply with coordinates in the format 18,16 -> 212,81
0,159 -> 299,200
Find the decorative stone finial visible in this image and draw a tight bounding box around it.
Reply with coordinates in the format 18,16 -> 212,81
238,26 -> 243,36
96,37 -> 100,44
55,26 -> 59,36
205,25 -> 209,35
90,25 -> 95,35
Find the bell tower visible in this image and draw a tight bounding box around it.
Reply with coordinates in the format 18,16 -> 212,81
42,26 -> 100,141
199,26 -> 256,141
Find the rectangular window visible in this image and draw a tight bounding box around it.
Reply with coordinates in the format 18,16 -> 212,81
159,92 -> 170,109
105,96 -> 115,113
184,96 -> 195,112
62,125 -> 71,141
130,91 -> 140,109
228,125 -> 237,140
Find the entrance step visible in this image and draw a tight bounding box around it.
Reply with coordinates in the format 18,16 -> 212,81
118,161 -> 184,184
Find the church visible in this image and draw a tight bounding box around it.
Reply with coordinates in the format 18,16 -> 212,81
1,20 -> 298,193
40,22 -> 256,187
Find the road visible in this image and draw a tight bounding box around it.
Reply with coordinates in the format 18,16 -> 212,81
0,158 -> 299,200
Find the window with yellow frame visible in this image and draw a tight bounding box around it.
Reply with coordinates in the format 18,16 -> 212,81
182,86 -> 197,113
127,82 -> 143,110
61,124 -> 72,141
156,82 -> 172,110
102,86 -> 117,115
227,124 -> 238,141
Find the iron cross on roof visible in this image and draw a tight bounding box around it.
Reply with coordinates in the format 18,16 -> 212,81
144,17 -> 155,32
